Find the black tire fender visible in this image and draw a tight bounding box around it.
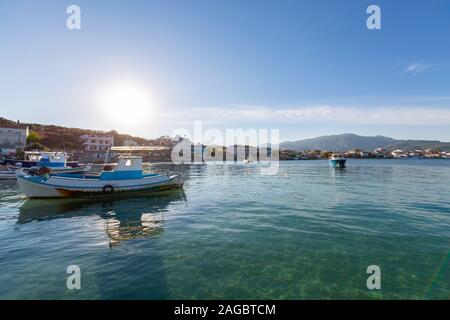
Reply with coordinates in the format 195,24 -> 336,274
103,185 -> 114,193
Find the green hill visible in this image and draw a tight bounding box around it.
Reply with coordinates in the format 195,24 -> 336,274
0,117 -> 149,150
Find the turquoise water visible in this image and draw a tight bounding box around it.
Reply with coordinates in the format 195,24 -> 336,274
0,159 -> 449,299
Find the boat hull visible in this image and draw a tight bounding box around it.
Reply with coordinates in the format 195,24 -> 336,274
329,159 -> 346,168
17,173 -> 183,199
0,171 -> 16,180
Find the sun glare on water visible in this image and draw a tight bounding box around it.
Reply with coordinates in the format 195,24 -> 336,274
99,82 -> 153,126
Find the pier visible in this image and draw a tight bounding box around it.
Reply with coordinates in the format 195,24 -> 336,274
186,144 -> 272,162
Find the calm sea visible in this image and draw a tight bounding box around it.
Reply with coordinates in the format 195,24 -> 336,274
0,159 -> 449,299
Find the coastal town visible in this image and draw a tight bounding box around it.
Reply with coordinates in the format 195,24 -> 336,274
0,119 -> 178,163
1,119 -> 450,163
279,148 -> 450,160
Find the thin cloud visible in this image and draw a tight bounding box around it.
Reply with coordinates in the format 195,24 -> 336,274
405,63 -> 431,74
163,105 -> 450,126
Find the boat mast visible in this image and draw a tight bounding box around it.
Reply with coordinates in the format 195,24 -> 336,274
104,148 -> 110,164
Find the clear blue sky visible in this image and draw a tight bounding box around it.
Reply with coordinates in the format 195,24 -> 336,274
1,0 -> 449,142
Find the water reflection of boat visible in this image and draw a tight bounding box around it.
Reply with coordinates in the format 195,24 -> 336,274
104,211 -> 165,247
17,190 -> 186,246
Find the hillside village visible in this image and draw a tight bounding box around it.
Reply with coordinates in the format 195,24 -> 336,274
1,118 -> 450,162
279,148 -> 450,160
0,118 -> 181,162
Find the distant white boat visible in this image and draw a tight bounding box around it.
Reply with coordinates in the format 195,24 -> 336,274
17,155 -> 183,199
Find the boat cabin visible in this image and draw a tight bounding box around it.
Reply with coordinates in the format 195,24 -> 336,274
37,152 -> 68,168
25,151 -> 43,162
330,153 -> 345,160
100,156 -> 144,180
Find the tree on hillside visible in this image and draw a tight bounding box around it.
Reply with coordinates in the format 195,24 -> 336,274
26,130 -> 42,145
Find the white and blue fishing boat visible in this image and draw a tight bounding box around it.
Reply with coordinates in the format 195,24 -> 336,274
34,152 -> 87,174
16,155 -> 183,199
12,152 -> 87,174
329,153 -> 346,168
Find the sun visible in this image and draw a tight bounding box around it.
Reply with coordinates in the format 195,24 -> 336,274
99,82 -> 152,126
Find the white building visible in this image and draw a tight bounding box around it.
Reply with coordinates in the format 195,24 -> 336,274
0,123 -> 29,155
391,149 -> 408,158
80,133 -> 114,152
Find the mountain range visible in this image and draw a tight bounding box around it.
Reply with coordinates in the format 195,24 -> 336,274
2,117 -> 450,152
280,133 -> 450,152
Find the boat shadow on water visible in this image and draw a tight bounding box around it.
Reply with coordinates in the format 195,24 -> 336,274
17,189 -> 187,247
15,189 -> 187,299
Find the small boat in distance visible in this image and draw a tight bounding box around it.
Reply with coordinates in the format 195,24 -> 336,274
16,155 -> 183,199
3,151 -> 41,168
243,156 -> 255,164
10,152 -> 87,174
329,153 -> 346,168
33,152 -> 87,174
